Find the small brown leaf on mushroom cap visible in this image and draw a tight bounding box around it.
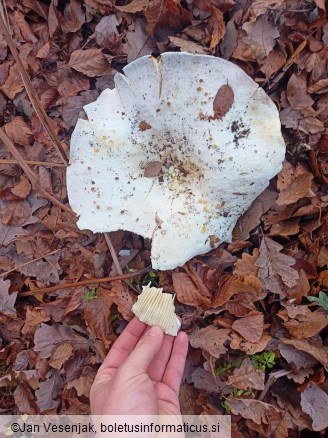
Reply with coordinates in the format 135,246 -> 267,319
144,161 -> 163,177
213,84 -> 234,119
139,120 -> 152,131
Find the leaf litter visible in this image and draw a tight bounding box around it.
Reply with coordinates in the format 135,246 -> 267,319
0,0 -> 328,434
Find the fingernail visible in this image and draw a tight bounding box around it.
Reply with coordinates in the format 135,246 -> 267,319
148,326 -> 162,337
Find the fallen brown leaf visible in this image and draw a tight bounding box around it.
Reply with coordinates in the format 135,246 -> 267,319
49,342 -> 74,370
144,161 -> 162,177
284,311 -> 327,339
230,331 -> 271,354
109,282 -> 136,321
234,248 -> 259,277
0,278 -> 17,316
14,384 -> 38,414
84,288 -> 114,347
278,342 -> 318,369
232,314 -> 264,343
173,272 -> 211,306
213,84 -> 234,119
35,369 -> 63,412
144,0 -> 192,35
233,188 -> 277,240
287,73 -> 314,110
227,358 -> 265,390
227,397 -> 282,426
191,367 -> 225,393
282,338 -> 328,371
189,326 -> 231,357
67,366 -> 96,397
69,48 -> 111,77
34,323 -> 90,358
255,237 -> 299,297
213,275 -> 262,307
4,116 -> 33,146
301,385 -> 328,431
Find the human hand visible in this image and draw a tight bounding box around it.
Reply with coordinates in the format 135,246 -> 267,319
90,316 -> 188,416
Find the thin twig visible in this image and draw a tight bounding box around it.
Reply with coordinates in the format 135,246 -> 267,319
258,369 -> 290,401
18,267 -> 151,296
104,232 -> 123,275
0,159 -> 65,167
0,249 -> 60,278
0,128 -> 75,216
0,13 -> 68,165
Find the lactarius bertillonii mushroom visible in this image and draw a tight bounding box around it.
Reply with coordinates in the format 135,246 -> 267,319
67,53 -> 285,270
132,284 -> 181,336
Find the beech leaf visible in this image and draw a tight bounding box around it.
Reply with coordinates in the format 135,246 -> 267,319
189,326 -> 231,357
301,385 -> 328,431
0,278 -> 17,316
69,49 -> 110,77
213,84 -> 234,119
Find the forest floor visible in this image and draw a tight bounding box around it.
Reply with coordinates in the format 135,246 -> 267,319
0,0 -> 328,436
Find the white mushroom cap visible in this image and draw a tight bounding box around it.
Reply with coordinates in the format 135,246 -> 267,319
67,53 -> 285,270
132,284 -> 181,336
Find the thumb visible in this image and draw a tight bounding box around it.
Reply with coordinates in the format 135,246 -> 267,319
123,326 -> 164,373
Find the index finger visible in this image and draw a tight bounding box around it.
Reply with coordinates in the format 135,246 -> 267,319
100,317 -> 148,370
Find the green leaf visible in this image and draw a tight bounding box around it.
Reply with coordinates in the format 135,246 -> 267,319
84,288 -> 98,302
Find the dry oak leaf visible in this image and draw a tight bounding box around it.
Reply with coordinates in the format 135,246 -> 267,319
0,279 -> 17,316
34,323 -> 90,358
109,282 -> 136,321
284,311 -> 327,339
232,314 -> 264,343
234,248 -> 259,277
213,274 -> 262,307
281,338 -> 328,371
226,397 -> 282,426
4,116 -> 33,146
84,288 -> 114,347
255,237 -> 299,296
189,326 -> 231,358
173,272 -> 211,307
301,385 -> 328,431
49,342 -> 74,370
227,358 -> 265,390
69,48 -> 111,77
213,84 -> 234,119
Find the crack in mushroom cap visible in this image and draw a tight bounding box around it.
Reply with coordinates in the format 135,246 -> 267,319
132,284 -> 181,336
67,52 -> 286,270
